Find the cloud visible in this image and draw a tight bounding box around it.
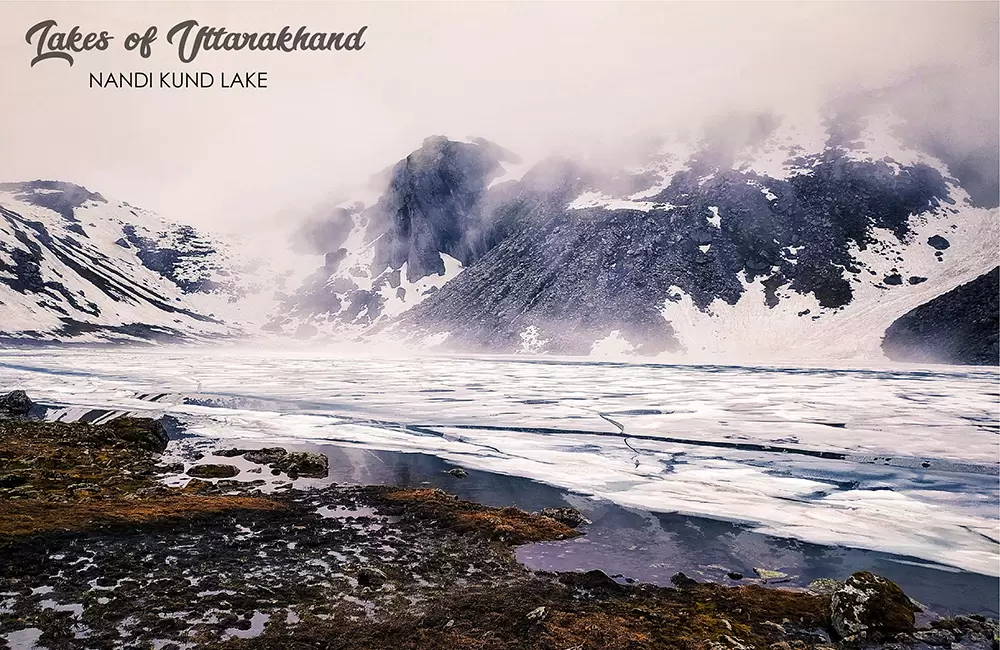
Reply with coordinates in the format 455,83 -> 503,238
0,1 -> 995,234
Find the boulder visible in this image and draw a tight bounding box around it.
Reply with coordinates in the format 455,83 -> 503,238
0,390 -> 33,417
213,448 -> 249,458
102,418 -> 170,452
187,464 -> 240,479
272,451 -> 328,478
243,447 -> 288,465
357,566 -> 388,587
806,578 -> 843,596
445,467 -> 469,479
830,571 -> 917,641
670,572 -> 698,588
536,507 -> 591,528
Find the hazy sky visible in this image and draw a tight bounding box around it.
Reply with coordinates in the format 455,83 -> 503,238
0,1 -> 996,236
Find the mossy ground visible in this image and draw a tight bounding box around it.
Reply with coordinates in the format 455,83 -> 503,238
0,418 -> 282,537
4,415 -> 954,650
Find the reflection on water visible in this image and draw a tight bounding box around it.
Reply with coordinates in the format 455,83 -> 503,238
291,441 -> 1000,618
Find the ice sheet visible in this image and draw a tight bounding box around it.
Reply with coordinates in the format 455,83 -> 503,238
0,348 -> 996,576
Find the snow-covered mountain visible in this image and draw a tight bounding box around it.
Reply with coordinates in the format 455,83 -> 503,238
0,181 -> 282,343
2,102 -> 996,364
272,106 -> 998,364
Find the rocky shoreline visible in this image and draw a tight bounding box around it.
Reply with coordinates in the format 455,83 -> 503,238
0,392 -> 996,650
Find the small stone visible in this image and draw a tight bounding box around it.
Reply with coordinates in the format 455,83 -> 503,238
806,578 -> 843,596
727,572 -> 744,580
762,621 -> 786,635
526,606 -> 547,622
445,468 -> 469,479
719,635 -> 750,649
357,566 -> 388,587
213,448 -> 248,458
183,478 -> 212,492
753,568 -> 788,581
914,629 -> 958,646
66,482 -> 102,495
0,474 -> 27,489
670,572 -> 698,588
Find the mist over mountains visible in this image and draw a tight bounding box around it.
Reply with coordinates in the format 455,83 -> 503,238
0,93 -> 997,365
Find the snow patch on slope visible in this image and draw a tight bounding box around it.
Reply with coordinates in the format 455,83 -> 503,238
659,204 -> 999,363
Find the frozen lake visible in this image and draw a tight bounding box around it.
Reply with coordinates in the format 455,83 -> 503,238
0,347 -> 997,581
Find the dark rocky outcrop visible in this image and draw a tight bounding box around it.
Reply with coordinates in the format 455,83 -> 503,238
0,180 -> 106,222
882,267 -> 999,365
365,136 -> 518,282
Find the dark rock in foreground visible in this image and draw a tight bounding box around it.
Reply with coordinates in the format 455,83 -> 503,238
882,267 -> 999,365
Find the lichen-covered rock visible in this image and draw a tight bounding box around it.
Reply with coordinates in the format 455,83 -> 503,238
806,578 -> 843,596
187,464 -> 240,479
536,507 -> 591,528
0,390 -> 33,417
754,567 -> 789,581
830,571 -> 917,640
272,451 -> 328,478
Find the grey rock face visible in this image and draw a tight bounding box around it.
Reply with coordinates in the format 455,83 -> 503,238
400,147 -> 948,354
280,106 -> 978,356
366,136 -> 517,282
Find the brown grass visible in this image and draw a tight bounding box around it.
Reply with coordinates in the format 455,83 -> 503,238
542,611 -> 655,648
380,488 -> 580,544
0,495 -> 286,536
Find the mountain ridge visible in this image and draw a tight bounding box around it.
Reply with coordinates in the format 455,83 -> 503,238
1,105 -> 996,364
